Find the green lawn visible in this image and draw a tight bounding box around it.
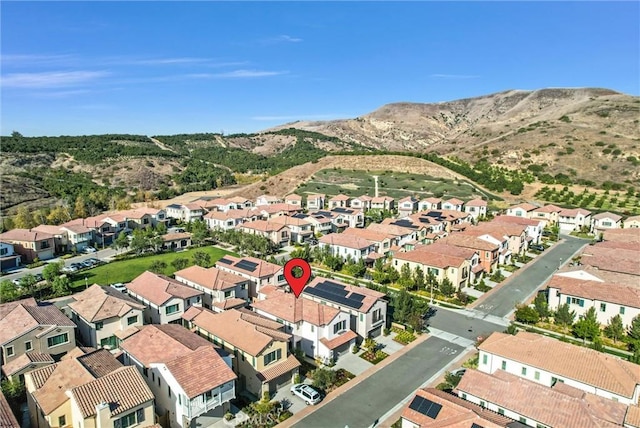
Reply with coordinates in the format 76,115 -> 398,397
295,169 -> 495,201
70,246 -> 237,288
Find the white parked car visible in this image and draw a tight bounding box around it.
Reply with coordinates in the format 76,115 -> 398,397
290,384 -> 322,405
110,283 -> 126,292
84,246 -> 97,253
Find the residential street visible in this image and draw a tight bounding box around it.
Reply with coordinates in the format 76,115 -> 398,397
291,236 -> 588,428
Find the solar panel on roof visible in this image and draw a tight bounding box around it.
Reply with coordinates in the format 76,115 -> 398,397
236,260 -> 258,272
218,258 -> 232,265
350,293 -> 365,302
408,396 -> 442,419
292,213 -> 307,219
471,424 -> 485,428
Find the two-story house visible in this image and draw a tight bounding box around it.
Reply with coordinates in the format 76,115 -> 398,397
215,256 -> 285,299
530,204 -> 563,226
284,194 -> 303,207
120,324 -> 236,428
328,194 -> 351,209
442,198 -> 465,212
371,196 -> 395,211
238,220 -> 291,247
397,197 -> 419,218
59,225 -> 93,251
165,204 -> 204,223
341,227 -> 395,255
174,265 -> 249,312
545,274 -> 640,329
0,242 -> 21,272
183,308 -> 299,396
126,271 -> 203,324
305,194 -> 325,211
0,298 -> 76,369
350,195 -> 372,211
591,212 -> 623,234
204,209 -> 257,231
318,233 -> 376,262
506,203 -> 538,219
330,208 -> 365,229
302,278 -> 387,339
558,208 -> 593,233
368,222 -> 423,248
467,222 -> 527,258
393,249 -> 472,290
464,198 -> 488,220
254,203 -> 303,220
418,197 -> 442,212
0,229 -> 55,262
477,331 -> 640,405
411,242 -> 481,283
492,215 -> 544,245
440,234 -> 500,274
269,215 -> 314,243
25,348 -> 141,428
67,284 -> 145,349
255,195 -> 282,206
252,290 -> 356,363
291,213 -> 332,236
32,224 -> 71,254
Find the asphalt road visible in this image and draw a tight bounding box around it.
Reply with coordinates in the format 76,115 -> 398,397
427,307 -> 504,342
292,337 -> 465,428
474,235 -> 587,317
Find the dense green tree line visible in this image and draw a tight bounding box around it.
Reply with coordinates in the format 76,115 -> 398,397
2,134 -> 177,163
173,161 -> 237,191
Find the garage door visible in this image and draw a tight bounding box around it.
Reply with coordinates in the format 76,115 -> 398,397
335,341 -> 351,356
369,326 -> 382,338
269,373 -> 291,393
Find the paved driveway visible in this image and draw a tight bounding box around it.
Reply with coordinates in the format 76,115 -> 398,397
474,236 -> 587,318
292,337 -> 466,428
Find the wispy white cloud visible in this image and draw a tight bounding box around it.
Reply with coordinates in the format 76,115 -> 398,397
1,71 -> 110,88
430,74 -> 480,80
188,69 -> 288,79
28,89 -> 94,98
251,114 -> 338,121
261,34 -> 303,44
1,54 -> 77,67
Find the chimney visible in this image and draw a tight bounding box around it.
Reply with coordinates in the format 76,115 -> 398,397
95,402 -> 111,428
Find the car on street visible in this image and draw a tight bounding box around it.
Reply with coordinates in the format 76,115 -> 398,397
81,260 -> 94,268
451,368 -> 466,377
86,258 -> 101,265
110,283 -> 126,292
290,384 -> 322,405
530,244 -> 546,252
83,246 -> 97,253
62,266 -> 77,273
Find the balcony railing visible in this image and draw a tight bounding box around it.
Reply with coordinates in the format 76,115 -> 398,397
183,387 -> 235,419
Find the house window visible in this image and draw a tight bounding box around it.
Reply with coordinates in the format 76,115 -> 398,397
311,325 -> 314,332
47,333 -> 69,348
59,415 -> 66,426
25,341 -> 32,351
114,409 -> 144,428
600,303 -> 606,312
620,307 -> 626,315
520,417 -> 527,423
360,313 -> 364,322
333,320 -> 347,334
479,400 -> 485,408
372,309 -> 382,323
482,354 -> 488,365
277,274 -> 285,282
6,346 -> 14,357
461,393 -> 467,399
165,304 -> 180,315
569,297 -> 584,307
96,321 -> 103,330
521,367 -> 527,376
534,371 -> 540,380
501,360 -> 506,370
498,408 -> 505,415
263,349 -> 282,366
224,290 -> 233,298
127,315 -> 138,325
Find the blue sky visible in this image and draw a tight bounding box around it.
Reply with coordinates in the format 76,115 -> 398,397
2,1 -> 638,137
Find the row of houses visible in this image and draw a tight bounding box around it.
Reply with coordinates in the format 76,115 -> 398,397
401,330 -> 640,427
506,202 -> 640,234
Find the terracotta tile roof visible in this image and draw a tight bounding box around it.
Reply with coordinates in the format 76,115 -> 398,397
0,390 -> 19,428
580,246 -> 640,276
212,298 -> 247,311
229,196 -> 250,204
626,406 -> 640,427
320,330 -> 357,350
559,207 -> 592,217
269,215 -> 312,227
182,306 -> 203,321
353,195 -> 372,202
257,195 -> 281,202
162,232 -> 192,241
342,227 -> 393,243
215,255 -> 282,278
0,301 -> 74,345
77,349 -> 124,378
114,326 -> 140,341
257,354 -> 301,382
285,194 -> 302,201
237,309 -> 286,330
164,346 -> 236,399
0,228 -> 54,242
205,208 -> 257,220
252,292 -> 341,326
69,366 -> 154,418
401,388 -> 511,428
509,202 -> 538,212
557,265 -> 640,287
492,215 -> 542,227
240,220 -> 287,233
2,352 -> 54,377
465,198 -> 487,207
398,196 -> 417,204
440,233 -> 499,252
479,332 -> 640,399
319,233 -> 373,250
120,324 -> 213,366
189,308 -> 287,356
593,211 -> 622,221
371,196 -> 394,203
61,224 -> 92,234
445,198 -> 464,205
30,359 -> 97,415
394,250 -> 467,270
413,242 -> 477,259
304,277 -> 385,313
467,222 -> 526,238
258,285 -> 281,297
456,369 -> 628,428
68,284 -> 145,322
595,240 -> 640,251
126,271 -> 203,306
603,228 -> 640,243
256,203 -> 302,215
330,194 -> 351,201
307,193 -> 325,199
32,225 -> 64,235
546,275 -> 640,308
533,204 -> 563,213
175,265 -> 245,291
184,203 -> 204,211
421,197 -> 442,204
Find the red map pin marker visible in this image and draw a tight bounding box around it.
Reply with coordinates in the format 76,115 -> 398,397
283,258 -> 312,298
